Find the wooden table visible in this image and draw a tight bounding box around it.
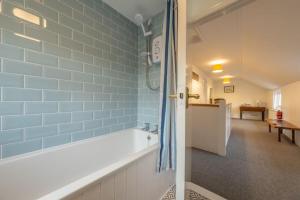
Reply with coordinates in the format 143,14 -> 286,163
267,119 -> 300,143
240,106 -> 266,121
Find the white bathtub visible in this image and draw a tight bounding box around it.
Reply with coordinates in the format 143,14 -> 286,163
0,128 -> 159,200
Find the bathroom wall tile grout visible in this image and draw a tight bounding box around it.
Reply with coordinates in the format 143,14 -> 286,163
0,0 -> 140,159
137,12 -> 163,128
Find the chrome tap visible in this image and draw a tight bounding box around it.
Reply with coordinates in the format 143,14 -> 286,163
150,125 -> 159,134
142,123 -> 150,131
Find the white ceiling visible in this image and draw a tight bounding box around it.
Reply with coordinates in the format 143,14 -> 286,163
103,0 -> 236,24
188,0 -> 300,89
103,0 -> 164,23
187,0 -> 238,23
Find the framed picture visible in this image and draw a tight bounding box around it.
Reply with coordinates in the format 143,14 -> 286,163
224,85 -> 234,93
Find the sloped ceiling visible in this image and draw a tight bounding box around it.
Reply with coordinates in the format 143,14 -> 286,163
104,0 -> 236,24
103,0 -> 164,23
188,0 -> 300,89
188,0 -> 238,23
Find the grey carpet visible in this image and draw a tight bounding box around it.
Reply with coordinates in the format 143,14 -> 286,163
191,119 -> 300,200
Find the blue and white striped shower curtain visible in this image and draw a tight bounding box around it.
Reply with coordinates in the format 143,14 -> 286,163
158,0 -> 178,172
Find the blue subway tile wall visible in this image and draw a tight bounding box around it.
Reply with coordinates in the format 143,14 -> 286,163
137,13 -> 163,128
0,0 -> 138,159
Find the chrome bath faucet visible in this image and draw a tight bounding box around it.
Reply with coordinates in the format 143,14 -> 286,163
150,125 -> 159,134
142,123 -> 150,131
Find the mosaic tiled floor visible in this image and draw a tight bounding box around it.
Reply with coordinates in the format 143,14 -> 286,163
162,185 -> 211,200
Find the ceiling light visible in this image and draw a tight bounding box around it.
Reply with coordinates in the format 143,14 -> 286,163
212,64 -> 223,73
208,59 -> 228,65
220,75 -> 234,79
223,78 -> 231,84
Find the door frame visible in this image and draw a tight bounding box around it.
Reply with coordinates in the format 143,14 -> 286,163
176,0 -> 187,199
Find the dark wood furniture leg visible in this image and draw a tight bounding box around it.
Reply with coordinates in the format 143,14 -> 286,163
268,119 -> 300,144
269,124 -> 271,133
262,111 -> 265,121
292,129 -> 295,144
278,128 -> 282,142
240,111 -> 242,120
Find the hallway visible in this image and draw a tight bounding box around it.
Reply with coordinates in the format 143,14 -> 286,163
191,119 -> 300,200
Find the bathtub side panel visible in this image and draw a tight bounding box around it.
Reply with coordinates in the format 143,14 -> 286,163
114,169 -> 126,200
81,183 -> 101,200
64,150 -> 175,200
126,163 -> 138,200
100,175 -> 115,200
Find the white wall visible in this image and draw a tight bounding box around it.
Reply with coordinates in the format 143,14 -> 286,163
188,104 -> 227,156
213,79 -> 270,119
281,81 -> 300,146
187,65 -> 213,104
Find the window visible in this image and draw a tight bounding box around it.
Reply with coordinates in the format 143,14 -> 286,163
273,89 -> 282,110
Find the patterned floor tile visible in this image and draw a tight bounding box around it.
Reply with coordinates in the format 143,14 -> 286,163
162,185 -> 211,200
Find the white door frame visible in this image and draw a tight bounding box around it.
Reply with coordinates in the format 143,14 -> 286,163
176,0 -> 187,199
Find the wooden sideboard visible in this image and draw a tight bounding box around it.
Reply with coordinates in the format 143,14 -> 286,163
240,106 -> 266,121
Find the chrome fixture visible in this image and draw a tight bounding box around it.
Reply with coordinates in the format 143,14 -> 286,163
135,13 -> 159,91
135,13 -> 152,37
142,123 -> 150,131
150,125 -> 159,134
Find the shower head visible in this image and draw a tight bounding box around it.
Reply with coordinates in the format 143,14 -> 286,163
134,14 -> 144,26
134,13 -> 152,37
147,18 -> 152,26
